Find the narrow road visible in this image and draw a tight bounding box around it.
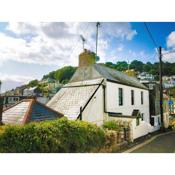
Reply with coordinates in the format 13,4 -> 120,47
131,131 -> 175,153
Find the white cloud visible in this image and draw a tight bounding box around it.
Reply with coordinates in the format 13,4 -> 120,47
117,44 -> 124,51
167,31 -> 175,48
162,31 -> 175,63
0,73 -> 34,93
0,22 -> 137,66
100,22 -> 137,40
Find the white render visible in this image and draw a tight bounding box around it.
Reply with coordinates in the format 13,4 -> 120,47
106,81 -> 150,123
82,86 -> 104,126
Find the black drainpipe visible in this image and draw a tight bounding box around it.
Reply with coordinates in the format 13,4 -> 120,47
102,84 -> 107,113
79,107 -> 82,120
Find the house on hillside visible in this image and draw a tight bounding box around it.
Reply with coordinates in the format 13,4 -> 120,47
23,86 -> 42,97
137,72 -> 155,82
2,95 -> 28,110
1,98 -> 62,125
47,49 -> 161,141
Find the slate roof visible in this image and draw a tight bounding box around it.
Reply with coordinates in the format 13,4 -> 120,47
70,64 -> 148,90
2,99 -> 63,125
47,78 -> 103,120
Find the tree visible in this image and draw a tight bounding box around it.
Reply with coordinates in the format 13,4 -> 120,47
130,60 -> 144,72
105,62 -> 116,69
54,66 -> 76,83
28,79 -> 39,87
143,62 -> 153,72
115,61 -> 128,71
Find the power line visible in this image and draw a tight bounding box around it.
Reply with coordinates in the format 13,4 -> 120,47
144,22 -> 158,50
162,49 -> 175,55
144,23 -> 175,58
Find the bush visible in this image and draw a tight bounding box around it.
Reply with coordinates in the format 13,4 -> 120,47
102,120 -> 122,131
0,118 -> 105,153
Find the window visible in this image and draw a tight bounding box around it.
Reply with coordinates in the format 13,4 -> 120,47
141,113 -> 144,121
131,90 -> 134,105
118,88 -> 123,106
141,91 -> 144,105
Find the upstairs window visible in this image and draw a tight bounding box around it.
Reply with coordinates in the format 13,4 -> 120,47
131,90 -> 134,105
118,88 -> 123,106
141,91 -> 144,105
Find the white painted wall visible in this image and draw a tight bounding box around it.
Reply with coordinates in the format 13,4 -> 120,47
82,86 -> 104,125
132,119 -> 153,139
106,81 -> 150,123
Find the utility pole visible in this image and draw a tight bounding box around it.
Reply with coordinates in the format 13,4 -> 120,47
96,22 -> 100,57
80,35 -> 86,50
159,46 -> 164,130
127,59 -> 130,70
0,81 -> 3,124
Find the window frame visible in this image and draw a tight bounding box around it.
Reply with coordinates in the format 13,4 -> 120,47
131,90 -> 134,105
118,88 -> 123,106
141,91 -> 144,105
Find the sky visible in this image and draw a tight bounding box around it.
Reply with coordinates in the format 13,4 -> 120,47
0,22 -> 175,92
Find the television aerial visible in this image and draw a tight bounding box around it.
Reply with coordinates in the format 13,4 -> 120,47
80,35 -> 86,50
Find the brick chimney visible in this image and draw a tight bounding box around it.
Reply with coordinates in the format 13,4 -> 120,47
79,49 -> 96,67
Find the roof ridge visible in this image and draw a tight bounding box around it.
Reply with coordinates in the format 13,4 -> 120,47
94,64 -> 148,90
22,99 -> 35,124
2,98 -> 33,112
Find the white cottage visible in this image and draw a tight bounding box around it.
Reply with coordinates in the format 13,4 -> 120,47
47,49 -> 154,140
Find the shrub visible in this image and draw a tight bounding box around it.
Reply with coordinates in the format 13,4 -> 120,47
0,118 -> 105,153
102,120 -> 122,131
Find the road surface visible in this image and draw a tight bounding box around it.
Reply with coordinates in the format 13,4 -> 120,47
131,131 -> 175,153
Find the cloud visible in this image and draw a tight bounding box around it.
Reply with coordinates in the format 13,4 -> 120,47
162,31 -> 175,63
167,31 -> 175,48
0,73 -> 34,93
0,22 -> 137,66
117,44 -> 124,51
100,22 -> 137,40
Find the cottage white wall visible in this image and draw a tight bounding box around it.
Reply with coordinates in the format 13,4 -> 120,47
82,86 -> 104,125
106,81 -> 150,123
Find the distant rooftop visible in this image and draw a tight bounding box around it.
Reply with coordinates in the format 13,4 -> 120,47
2,99 -> 63,125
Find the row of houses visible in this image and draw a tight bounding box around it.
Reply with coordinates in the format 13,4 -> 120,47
1,80 -> 62,109
0,49 -> 170,141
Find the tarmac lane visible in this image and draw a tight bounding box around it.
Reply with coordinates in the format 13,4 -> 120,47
131,131 -> 175,153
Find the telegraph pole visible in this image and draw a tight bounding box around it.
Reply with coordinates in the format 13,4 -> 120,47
159,46 -> 164,130
0,81 -> 3,125
96,22 -> 100,57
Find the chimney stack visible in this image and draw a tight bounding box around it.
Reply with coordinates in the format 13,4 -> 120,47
79,49 -> 96,67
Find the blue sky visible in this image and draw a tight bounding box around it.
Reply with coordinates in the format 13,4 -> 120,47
0,22 -> 175,92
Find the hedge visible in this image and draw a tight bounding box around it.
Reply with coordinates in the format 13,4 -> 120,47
102,120 -> 131,131
0,118 -> 106,153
